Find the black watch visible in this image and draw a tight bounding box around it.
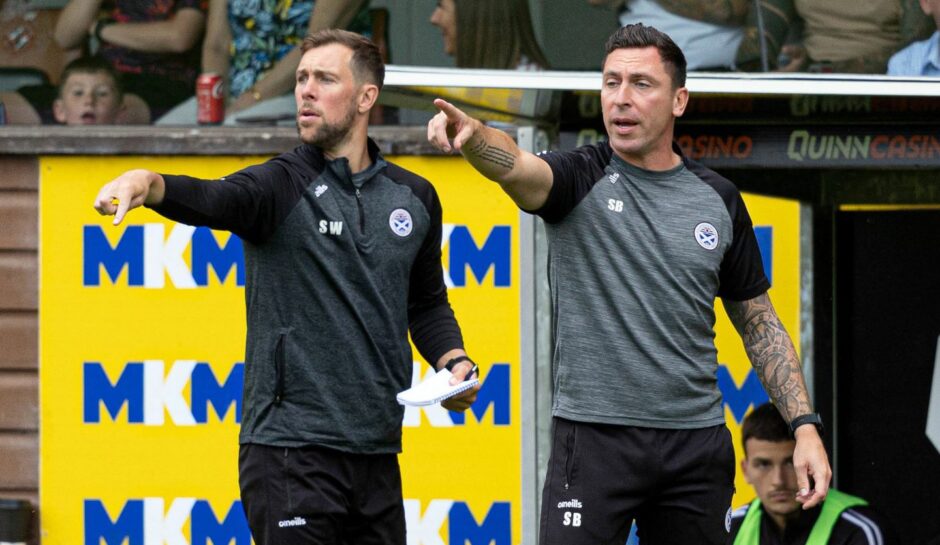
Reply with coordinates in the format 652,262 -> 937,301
444,355 -> 473,372
789,413 -> 824,436
94,17 -> 116,42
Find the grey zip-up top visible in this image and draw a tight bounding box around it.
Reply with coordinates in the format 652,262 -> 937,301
151,139 -> 463,453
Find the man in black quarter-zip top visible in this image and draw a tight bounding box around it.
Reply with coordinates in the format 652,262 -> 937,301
94,29 -> 479,545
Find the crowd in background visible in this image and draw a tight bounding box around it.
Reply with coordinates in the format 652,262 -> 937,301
0,0 -> 937,126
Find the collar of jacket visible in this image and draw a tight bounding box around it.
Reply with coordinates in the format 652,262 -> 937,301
302,138 -> 387,188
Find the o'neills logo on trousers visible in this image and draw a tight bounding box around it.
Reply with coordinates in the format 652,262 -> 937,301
279,516 -> 307,528
557,499 -> 582,509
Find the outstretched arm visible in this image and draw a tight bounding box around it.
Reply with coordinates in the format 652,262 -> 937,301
54,0 -> 104,49
93,169 -> 166,225
427,98 -> 553,210
725,292 -> 831,508
93,8 -> 206,54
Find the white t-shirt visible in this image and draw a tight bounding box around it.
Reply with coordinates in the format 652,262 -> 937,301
619,0 -> 743,70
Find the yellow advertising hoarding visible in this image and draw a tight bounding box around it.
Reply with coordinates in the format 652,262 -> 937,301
40,152 -> 798,544
40,155 -> 521,544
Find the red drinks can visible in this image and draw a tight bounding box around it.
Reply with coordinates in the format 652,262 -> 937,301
196,73 -> 224,125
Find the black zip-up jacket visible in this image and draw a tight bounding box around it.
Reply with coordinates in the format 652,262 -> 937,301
150,139 -> 464,453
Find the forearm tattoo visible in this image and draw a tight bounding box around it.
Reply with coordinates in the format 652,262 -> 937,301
725,293 -> 812,421
466,139 -> 515,171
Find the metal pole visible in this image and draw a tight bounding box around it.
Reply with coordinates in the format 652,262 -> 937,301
754,0 -> 770,72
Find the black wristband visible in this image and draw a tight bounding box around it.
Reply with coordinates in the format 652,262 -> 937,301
94,18 -> 116,43
789,413 -> 824,436
444,355 -> 473,372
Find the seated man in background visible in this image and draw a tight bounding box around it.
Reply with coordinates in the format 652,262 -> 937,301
888,0 -> 940,75
1,56 -> 125,125
729,403 -> 897,545
736,0 -> 934,73
586,0 -> 748,70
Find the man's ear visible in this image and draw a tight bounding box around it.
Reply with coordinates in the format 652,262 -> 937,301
358,84 -> 379,114
740,457 -> 751,484
52,98 -> 66,124
673,86 -> 689,118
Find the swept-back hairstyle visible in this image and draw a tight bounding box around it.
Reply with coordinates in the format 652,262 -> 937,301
455,0 -> 550,69
301,29 -> 385,91
57,56 -> 123,99
604,23 -> 687,88
741,402 -> 793,451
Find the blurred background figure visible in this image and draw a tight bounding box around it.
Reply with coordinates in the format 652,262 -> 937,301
585,0 -> 747,70
52,0 -> 207,122
156,0 -> 371,124
0,56 -> 125,125
888,0 -> 940,75
729,403 -> 898,545
430,0 -> 549,69
736,0 -> 934,73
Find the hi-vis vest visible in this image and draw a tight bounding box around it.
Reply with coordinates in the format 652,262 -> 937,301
733,489 -> 868,544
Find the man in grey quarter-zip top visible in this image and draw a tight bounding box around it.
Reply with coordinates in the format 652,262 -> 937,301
428,22 -> 830,545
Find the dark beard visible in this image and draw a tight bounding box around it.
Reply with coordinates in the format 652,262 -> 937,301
297,105 -> 356,149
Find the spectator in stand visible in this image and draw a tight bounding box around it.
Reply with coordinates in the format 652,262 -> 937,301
586,0 -> 748,70
736,0 -> 934,73
888,0 -> 940,75
729,403 -> 898,545
52,0 -> 207,122
430,0 -> 550,70
155,0 -> 370,125
0,56 -> 125,125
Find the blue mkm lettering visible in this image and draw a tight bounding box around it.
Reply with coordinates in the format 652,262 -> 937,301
449,226 -> 511,287
449,363 -> 510,425
449,501 -> 511,545
753,226 -> 773,285
191,228 -> 244,285
191,363 -> 243,424
83,362 -> 144,423
191,500 -> 250,545
84,499 -> 143,545
83,225 -> 144,286
718,365 -> 769,423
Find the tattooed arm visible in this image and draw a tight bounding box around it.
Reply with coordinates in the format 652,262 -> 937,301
427,98 -> 553,210
725,292 -> 832,509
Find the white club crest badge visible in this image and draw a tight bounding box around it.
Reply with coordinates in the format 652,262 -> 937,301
694,222 -> 719,250
389,208 -> 413,237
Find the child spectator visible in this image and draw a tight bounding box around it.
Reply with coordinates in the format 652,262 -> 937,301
52,55 -> 125,124
53,0 -> 207,122
430,0 -> 550,70
0,56 -> 125,125
888,0 -> 940,75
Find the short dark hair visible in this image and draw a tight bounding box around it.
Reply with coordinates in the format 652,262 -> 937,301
57,56 -> 123,99
741,402 -> 792,452
604,23 -> 687,88
301,29 -> 385,91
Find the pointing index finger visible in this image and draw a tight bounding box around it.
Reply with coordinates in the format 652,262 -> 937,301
433,98 -> 462,120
